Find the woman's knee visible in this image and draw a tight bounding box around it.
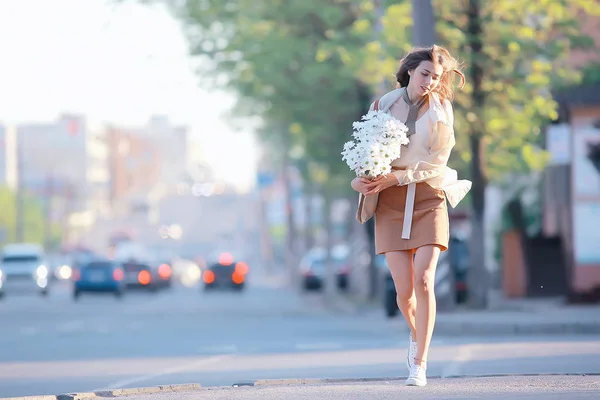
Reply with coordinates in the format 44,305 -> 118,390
412,245 -> 440,295
385,251 -> 414,300
414,270 -> 435,295
395,284 -> 413,302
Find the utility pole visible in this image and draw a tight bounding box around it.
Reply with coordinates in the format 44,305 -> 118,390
411,0 -> 436,46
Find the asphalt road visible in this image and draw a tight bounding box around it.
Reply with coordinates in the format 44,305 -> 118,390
0,276 -> 599,398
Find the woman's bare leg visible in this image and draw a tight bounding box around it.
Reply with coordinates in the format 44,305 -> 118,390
413,245 -> 441,367
385,250 -> 417,340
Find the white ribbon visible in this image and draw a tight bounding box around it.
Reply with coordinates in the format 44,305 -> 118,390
401,182 -> 416,239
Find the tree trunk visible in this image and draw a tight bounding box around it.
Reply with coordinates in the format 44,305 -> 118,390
468,139 -> 488,308
323,190 -> 338,304
282,149 -> 299,287
466,0 -> 489,309
365,217 -> 377,300
411,0 -> 436,46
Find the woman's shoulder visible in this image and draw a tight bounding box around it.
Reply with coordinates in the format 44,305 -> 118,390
429,93 -> 454,126
371,88 -> 403,111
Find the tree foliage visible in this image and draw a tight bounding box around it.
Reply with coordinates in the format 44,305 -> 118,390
154,0 -> 378,196
0,186 -> 60,247
348,0 -> 600,182
136,0 -> 599,189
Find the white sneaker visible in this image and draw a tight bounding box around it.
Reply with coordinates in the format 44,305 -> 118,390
406,364 -> 427,386
406,335 -> 417,371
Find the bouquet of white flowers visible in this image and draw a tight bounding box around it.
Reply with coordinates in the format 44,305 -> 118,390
341,110 -> 410,178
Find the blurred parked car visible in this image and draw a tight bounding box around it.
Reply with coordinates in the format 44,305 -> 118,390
202,253 -> 248,292
375,255 -> 398,318
0,243 -> 50,297
72,259 -> 126,299
300,245 -> 350,292
448,236 -> 470,304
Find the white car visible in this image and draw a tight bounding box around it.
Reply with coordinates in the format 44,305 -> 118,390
0,243 -> 50,297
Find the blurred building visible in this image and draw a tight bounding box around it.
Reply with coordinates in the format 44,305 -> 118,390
136,115 -> 189,186
568,12 -> 600,68
106,127 -> 162,213
0,123 -> 17,189
85,123 -> 111,216
544,84 -> 600,302
14,114 -> 111,243
537,15 -> 600,301
16,114 -> 88,209
499,15 -> 600,302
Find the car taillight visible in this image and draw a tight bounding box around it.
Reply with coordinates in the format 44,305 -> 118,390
232,271 -> 245,284
203,270 -> 215,284
158,263 -> 172,279
234,262 -> 249,275
113,269 -> 124,281
138,270 -> 151,285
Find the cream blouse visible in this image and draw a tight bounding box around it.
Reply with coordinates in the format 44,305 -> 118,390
367,88 -> 472,239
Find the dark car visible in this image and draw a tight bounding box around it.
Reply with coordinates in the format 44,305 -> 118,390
202,253 -> 248,291
72,260 -> 126,299
300,245 -> 350,291
122,260 -> 161,292
152,261 -> 173,289
448,236 -> 469,304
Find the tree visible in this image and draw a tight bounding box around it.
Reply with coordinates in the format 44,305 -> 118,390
0,186 -> 61,247
411,0 -> 436,46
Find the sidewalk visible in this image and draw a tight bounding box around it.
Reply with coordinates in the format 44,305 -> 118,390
318,289 -> 600,336
8,375 -> 599,400
253,270 -> 600,336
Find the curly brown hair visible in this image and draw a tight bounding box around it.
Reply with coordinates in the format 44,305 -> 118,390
395,45 -> 465,102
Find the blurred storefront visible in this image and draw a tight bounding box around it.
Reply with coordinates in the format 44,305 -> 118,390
106,127 -> 162,214
543,83 -> 600,301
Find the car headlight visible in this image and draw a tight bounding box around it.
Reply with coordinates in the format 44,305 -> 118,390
57,265 -> 72,280
0,269 -> 3,280
36,265 -> 48,279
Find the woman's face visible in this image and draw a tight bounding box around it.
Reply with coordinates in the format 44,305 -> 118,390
408,60 -> 444,96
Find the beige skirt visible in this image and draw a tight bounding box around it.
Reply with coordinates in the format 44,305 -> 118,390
375,181 -> 449,254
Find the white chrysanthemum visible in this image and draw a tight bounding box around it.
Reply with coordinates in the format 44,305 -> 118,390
341,110 -> 410,178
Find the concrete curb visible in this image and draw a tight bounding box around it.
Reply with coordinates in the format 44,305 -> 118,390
2,383 -> 203,400
433,321 -> 600,336
5,374 -> 600,399
252,377 -> 399,386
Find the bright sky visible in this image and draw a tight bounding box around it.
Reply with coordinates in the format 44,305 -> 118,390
0,0 -> 258,192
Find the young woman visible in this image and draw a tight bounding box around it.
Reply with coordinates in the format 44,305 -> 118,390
351,45 -> 471,386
